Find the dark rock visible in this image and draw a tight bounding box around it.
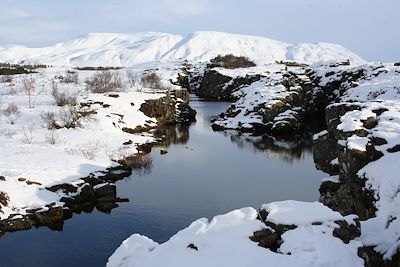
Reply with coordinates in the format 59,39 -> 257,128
160,149 -> 168,155
94,183 -> 117,199
96,166 -> 132,182
371,137 -> 387,146
34,206 -> 64,225
313,131 -> 339,175
62,208 -> 73,220
46,183 -> 78,193
74,184 -> 95,204
319,180 -> 341,194
82,176 -> 104,186
264,220 -> 297,236
320,178 -> 376,220
187,243 -> 198,251
196,70 -> 232,100
0,216 -> 34,232
249,229 -> 278,249
387,144 -> 400,153
358,246 -> 400,267
332,219 -> 361,243
176,102 -> 197,123
123,140 -> 133,145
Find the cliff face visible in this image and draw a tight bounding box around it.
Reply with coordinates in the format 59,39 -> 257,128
183,60 -> 400,265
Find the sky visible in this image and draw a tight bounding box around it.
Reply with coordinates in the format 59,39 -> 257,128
0,0 -> 398,62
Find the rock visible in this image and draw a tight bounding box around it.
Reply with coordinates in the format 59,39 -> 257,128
74,184 -> 95,204
176,102 -> 197,123
249,229 -> 278,249
319,180 -> 341,194
94,183 -> 117,199
358,246 -> 400,267
123,140 -> 133,145
96,166 -> 132,182
0,216 -> 34,232
82,176 -> 104,186
332,219 -> 361,243
160,149 -> 168,155
197,70 -> 232,100
46,183 -> 78,193
187,243 -> 198,251
387,144 -> 400,153
34,206 -> 64,225
313,131 -> 339,175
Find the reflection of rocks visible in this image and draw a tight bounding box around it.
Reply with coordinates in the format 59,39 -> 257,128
222,121 -> 323,163
154,124 -> 190,148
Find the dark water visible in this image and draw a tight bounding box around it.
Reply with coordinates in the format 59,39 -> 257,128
0,96 -> 324,267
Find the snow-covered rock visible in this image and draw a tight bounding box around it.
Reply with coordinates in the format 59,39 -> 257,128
0,65 -> 192,230
107,201 -> 364,267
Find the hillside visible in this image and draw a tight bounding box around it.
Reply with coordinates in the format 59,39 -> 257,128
0,31 -> 365,67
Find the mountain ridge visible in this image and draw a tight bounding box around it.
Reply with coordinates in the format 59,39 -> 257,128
0,31 -> 365,66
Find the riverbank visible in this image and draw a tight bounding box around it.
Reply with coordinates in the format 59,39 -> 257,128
0,65 -> 195,235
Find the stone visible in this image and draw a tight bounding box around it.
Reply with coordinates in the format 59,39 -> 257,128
74,184 -> 95,204
332,219 -> 361,243
34,206 -> 64,225
249,229 -> 278,249
94,183 -> 117,199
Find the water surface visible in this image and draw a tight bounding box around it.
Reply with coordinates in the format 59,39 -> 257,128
0,96 -> 324,267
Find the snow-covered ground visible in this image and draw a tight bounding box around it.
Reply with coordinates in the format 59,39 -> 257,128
107,201 -> 363,267
0,65 -> 180,220
0,31 -> 365,67
106,61 -> 400,266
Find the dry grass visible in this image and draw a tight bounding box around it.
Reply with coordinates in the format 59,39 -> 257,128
86,70 -> 123,93
3,103 -> 21,124
119,153 -> 153,176
51,82 -> 78,106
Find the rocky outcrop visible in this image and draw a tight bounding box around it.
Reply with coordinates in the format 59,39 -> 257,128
0,166 -> 132,236
139,91 -> 196,125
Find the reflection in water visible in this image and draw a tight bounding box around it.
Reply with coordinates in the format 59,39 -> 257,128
156,120 -> 323,164
127,154 -> 154,176
154,124 -> 190,147
223,131 -> 315,163
0,97 -> 325,267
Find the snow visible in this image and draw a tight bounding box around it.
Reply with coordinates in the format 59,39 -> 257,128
262,200 -> 344,226
329,100 -> 400,259
0,66 -> 169,219
107,202 -> 363,267
346,135 -> 369,152
337,108 -> 376,132
0,31 -> 365,67
358,152 -> 400,260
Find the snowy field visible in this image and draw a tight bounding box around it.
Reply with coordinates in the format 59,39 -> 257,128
0,65 -> 181,220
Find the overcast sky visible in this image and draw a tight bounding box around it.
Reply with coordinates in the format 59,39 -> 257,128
0,0 -> 398,62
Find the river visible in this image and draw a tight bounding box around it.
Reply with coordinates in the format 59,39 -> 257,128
0,96 -> 325,266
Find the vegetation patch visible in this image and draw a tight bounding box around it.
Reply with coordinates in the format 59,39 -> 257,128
210,54 -> 256,69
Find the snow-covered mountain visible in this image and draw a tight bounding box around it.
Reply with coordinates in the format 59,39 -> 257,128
0,31 -> 365,67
